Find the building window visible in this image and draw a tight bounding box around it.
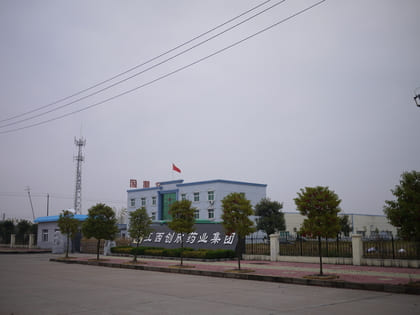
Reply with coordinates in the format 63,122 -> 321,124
42,229 -> 48,242
208,209 -> 214,219
193,192 -> 200,202
141,197 -> 146,207
130,198 -> 135,207
194,210 -> 200,219
152,196 -> 156,206
151,212 -> 156,220
208,191 -> 214,201
181,193 -> 187,201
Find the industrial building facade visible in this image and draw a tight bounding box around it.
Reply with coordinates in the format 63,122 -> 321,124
126,179 -> 267,222
283,212 -> 397,237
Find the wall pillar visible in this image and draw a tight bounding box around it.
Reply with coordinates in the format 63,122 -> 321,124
29,234 -> 35,248
352,234 -> 363,266
270,233 -> 279,262
10,234 -> 15,248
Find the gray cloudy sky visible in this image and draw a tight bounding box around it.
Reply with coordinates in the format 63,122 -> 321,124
1,0 -> 419,221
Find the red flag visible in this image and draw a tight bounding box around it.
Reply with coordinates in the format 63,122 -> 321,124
172,163 -> 181,173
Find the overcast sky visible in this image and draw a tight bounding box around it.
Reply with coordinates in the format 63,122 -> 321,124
1,0 -> 419,221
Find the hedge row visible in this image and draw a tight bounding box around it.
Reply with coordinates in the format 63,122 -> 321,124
111,246 -> 235,259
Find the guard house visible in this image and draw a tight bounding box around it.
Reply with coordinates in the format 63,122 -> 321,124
127,179 -> 267,222
34,214 -> 87,250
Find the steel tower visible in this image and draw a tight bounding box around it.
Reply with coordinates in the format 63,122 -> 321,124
74,137 -> 86,214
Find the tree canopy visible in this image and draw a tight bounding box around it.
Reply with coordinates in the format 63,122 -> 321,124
254,197 -> 285,237
128,207 -> 153,262
221,192 -> 255,270
384,170 -> 420,241
57,210 -> 80,258
168,200 -> 196,266
294,186 -> 341,275
339,215 -> 351,237
82,203 -> 119,260
294,186 -> 341,239
0,220 -> 15,244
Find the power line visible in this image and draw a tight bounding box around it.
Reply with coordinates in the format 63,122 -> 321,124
0,0 -> 286,129
0,192 -> 125,204
0,0 -> 327,135
0,0 -> 274,125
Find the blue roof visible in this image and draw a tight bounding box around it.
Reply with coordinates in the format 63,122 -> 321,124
34,214 -> 88,223
177,179 -> 267,188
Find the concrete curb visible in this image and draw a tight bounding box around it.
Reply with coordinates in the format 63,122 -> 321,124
50,258 -> 420,295
0,250 -> 52,254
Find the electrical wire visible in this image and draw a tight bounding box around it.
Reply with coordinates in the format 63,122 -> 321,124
0,0 -> 327,135
0,0 -> 286,129
0,0 -> 273,125
0,192 -> 125,204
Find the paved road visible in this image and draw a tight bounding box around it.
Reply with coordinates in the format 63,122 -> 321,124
0,254 -> 419,315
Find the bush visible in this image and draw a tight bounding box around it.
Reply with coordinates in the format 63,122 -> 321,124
111,246 -> 132,254
131,246 -> 160,256
144,249 -> 164,256
111,246 -> 235,259
183,250 -> 207,259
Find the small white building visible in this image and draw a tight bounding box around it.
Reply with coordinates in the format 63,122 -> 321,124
127,179 -> 267,222
34,214 -> 87,250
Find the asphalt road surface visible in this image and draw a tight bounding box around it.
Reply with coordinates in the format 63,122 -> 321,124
0,254 -> 419,315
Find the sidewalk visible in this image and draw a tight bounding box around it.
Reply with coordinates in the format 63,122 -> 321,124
50,253 -> 420,294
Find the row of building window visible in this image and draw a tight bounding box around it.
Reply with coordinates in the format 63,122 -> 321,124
149,209 -> 214,221
130,191 -> 215,207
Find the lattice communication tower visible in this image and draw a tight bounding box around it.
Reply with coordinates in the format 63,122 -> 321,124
74,137 -> 86,214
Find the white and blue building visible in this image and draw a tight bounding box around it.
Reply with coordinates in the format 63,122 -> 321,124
127,179 -> 267,222
34,214 -> 87,250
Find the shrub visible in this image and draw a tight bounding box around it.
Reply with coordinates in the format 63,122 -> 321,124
111,246 -> 132,254
183,250 -> 207,259
144,249 -> 164,256
111,246 -> 235,259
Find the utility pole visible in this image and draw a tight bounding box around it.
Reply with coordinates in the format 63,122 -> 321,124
74,137 -> 86,214
25,186 -> 35,220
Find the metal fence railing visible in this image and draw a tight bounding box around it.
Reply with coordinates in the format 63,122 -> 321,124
245,236 -> 270,255
245,234 -> 420,260
363,236 -> 420,260
278,235 -> 353,258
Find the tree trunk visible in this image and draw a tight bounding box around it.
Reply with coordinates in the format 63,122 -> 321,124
96,239 -> 100,260
318,235 -> 323,276
133,241 -> 139,262
65,234 -> 69,258
180,239 -> 184,266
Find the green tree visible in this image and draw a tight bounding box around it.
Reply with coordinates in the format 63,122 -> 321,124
384,170 -> 420,241
339,215 -> 351,237
221,192 -> 255,270
294,186 -> 341,276
0,220 -> 15,244
254,197 -> 285,238
57,210 -> 80,258
82,203 -> 119,260
168,200 -> 196,266
128,207 -> 153,262
16,220 -> 32,243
